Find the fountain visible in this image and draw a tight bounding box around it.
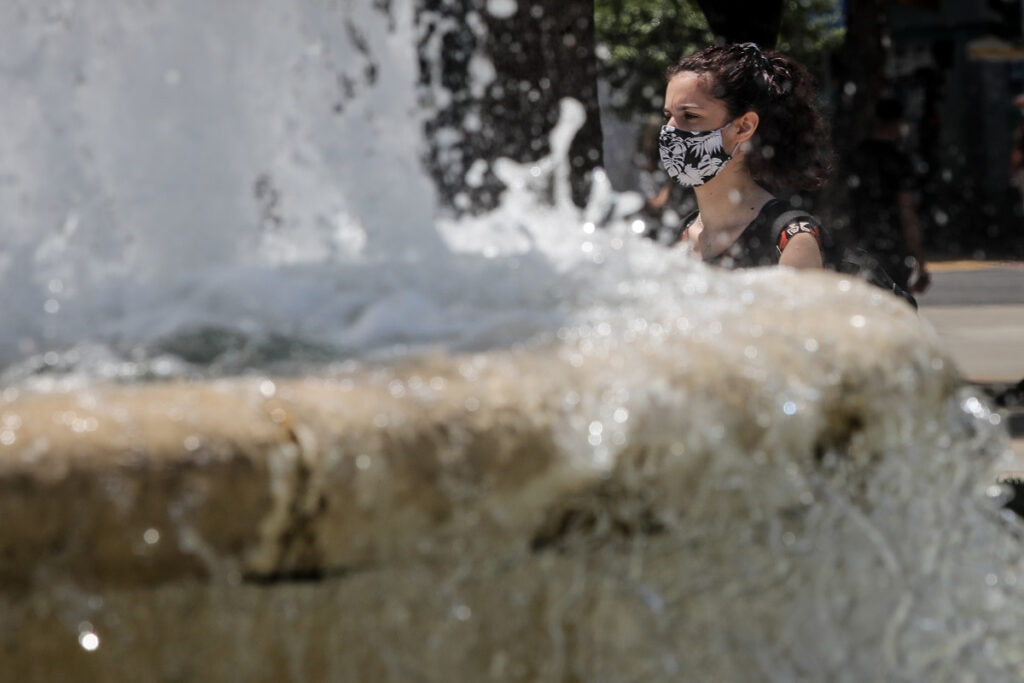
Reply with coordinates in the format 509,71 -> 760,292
1,2 -> 1022,681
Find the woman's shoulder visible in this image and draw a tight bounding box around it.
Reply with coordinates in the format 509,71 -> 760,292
756,198 -> 823,235
750,198 -> 829,260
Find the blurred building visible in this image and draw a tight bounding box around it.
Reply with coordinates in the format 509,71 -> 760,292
887,0 -> 1024,255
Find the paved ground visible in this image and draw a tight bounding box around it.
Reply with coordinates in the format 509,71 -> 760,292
918,305 -> 1024,381
919,260 -> 1024,307
917,261 -> 1024,469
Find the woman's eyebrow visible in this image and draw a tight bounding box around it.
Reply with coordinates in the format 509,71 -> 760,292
664,104 -> 704,117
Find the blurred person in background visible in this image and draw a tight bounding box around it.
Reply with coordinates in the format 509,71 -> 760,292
1010,93 -> 1024,217
846,97 -> 931,294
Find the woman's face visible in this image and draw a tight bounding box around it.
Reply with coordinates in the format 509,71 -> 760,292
663,71 -> 734,140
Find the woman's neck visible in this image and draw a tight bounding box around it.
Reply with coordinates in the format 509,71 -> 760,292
691,167 -> 774,258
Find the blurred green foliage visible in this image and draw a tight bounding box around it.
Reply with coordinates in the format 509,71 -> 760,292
595,0 -> 844,118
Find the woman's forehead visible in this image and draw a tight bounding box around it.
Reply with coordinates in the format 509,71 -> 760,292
665,71 -> 719,107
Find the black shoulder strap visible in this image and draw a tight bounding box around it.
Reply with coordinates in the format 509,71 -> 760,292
755,200 -> 823,256
763,201 -> 845,269
768,207 -> 819,252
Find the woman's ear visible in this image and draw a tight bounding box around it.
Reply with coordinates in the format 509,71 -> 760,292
732,111 -> 760,144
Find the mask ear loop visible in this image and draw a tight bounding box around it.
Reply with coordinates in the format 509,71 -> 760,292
721,120 -> 743,160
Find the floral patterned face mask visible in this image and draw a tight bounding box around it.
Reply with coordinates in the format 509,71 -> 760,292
658,122 -> 736,187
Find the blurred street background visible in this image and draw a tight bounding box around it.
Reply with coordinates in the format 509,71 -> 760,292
920,261 -> 1024,467
921,261 -> 1024,383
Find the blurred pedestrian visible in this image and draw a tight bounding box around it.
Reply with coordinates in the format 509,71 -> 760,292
1009,93 -> 1024,216
846,97 -> 931,294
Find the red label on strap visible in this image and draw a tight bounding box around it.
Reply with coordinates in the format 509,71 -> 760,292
778,221 -> 822,252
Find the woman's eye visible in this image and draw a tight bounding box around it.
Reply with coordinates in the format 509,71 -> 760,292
683,113 -> 698,120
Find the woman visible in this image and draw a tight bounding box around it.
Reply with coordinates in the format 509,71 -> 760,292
659,43 -> 832,270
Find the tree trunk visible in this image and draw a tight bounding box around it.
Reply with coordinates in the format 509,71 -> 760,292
823,0 -> 892,233
419,0 -> 603,212
694,0 -> 783,48
834,0 -> 891,153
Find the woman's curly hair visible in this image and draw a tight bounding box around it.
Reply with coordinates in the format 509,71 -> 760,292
667,43 -> 833,191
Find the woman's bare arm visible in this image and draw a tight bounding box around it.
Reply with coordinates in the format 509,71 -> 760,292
778,233 -> 824,269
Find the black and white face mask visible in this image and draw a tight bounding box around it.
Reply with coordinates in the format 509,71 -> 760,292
659,123 -> 736,187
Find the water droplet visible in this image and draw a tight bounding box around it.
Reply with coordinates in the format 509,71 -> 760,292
961,396 -> 988,419
850,315 -> 866,328
259,380 -> 276,398
356,454 -> 372,470
464,397 -> 480,412
143,528 -> 161,545
613,407 -> 629,423
837,279 -> 852,292
78,631 -> 100,652
631,219 -> 646,234
452,604 -> 472,621
804,338 -> 818,352
782,401 -> 797,415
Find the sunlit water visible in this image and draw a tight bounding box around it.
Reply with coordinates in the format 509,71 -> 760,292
1,2 -> 1023,681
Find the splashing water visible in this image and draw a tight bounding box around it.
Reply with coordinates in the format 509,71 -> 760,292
1,3 -> 1023,681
